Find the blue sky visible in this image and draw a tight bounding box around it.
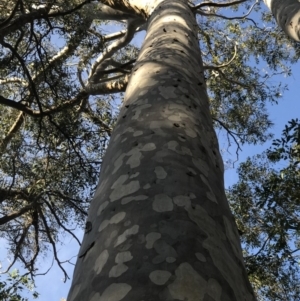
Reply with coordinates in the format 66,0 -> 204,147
1,3 -> 300,301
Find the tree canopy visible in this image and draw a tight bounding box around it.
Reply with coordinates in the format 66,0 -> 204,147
228,119 -> 300,300
0,0 -> 299,300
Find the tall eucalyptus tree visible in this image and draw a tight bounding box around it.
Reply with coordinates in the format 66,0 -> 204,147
67,0 -> 260,300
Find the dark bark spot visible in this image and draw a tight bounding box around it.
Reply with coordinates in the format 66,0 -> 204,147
173,123 -> 180,127
185,95 -> 189,98
186,171 -> 195,177
188,106 -> 192,109
177,78 -> 181,82
173,84 -> 178,87
212,150 -> 216,155
111,207 -> 116,212
133,141 -> 138,146
180,50 -> 184,53
173,29 -> 177,32
173,38 -> 179,42
125,105 -> 129,108
149,45 -> 153,47
163,28 -> 166,32
193,104 -> 197,109
179,135 -> 186,140
197,82 -> 203,85
122,115 -> 126,118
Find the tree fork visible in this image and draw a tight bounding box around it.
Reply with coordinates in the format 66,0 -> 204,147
67,0 -> 256,300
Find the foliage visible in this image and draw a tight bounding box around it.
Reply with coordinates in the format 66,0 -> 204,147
228,119 -> 300,301
0,0 -> 300,299
0,269 -> 39,301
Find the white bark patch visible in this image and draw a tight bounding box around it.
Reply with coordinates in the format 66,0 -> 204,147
192,157 -> 209,177
94,250 -> 109,274
121,194 -> 148,205
90,293 -> 100,301
153,239 -> 178,260
113,133 -> 120,141
109,264 -> 128,278
168,115 -> 181,122
206,191 -> 217,203
98,212 -> 126,232
130,172 -> 140,179
158,86 -> 177,99
97,201 -> 109,216
195,252 -> 206,262
105,230 -> 118,248
132,104 -> 152,120
126,149 -> 142,168
167,140 -> 179,152
99,220 -> 110,232
133,130 -> 143,137
167,141 -> 192,156
125,143 -> 156,169
182,147 -> 192,156
110,180 -> 140,202
143,183 -> 151,189
153,194 -> 173,212
113,153 -> 126,174
173,195 -> 191,209
142,143 -> 156,151
145,232 -> 161,249
98,283 -> 131,301
154,166 -> 167,179
114,225 -> 139,247
166,257 -> 176,263
94,178 -> 109,198
149,121 -> 169,137
112,175 -> 129,188
185,128 -> 197,138
68,284 -> 81,301
189,192 -> 196,199
115,251 -> 133,263
168,263 -> 207,301
207,278 -> 222,301
149,270 -> 172,285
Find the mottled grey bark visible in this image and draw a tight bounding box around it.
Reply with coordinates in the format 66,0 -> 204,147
264,0 -> 300,41
67,0 -> 256,300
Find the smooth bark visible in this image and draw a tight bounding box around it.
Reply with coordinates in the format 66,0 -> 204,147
264,0 -> 300,41
67,0 -> 256,300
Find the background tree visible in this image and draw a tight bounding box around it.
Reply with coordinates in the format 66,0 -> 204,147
0,269 -> 39,301
228,119 -> 300,301
0,0 -> 299,300
263,0 -> 300,42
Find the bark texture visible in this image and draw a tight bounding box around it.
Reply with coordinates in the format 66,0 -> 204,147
264,0 -> 300,41
67,0 -> 256,300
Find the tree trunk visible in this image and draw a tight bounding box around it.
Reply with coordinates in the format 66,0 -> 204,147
67,0 -> 256,300
264,0 -> 300,41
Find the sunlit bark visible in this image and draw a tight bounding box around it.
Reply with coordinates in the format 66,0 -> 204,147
67,0 -> 256,300
264,0 -> 300,41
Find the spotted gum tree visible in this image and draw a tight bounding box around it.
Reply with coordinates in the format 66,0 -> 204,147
67,0 -> 256,300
